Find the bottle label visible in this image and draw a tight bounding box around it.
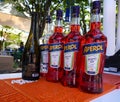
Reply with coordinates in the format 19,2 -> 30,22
40,44 -> 49,73
26,64 -> 39,77
83,42 -> 105,75
64,42 -> 79,71
49,43 -> 63,68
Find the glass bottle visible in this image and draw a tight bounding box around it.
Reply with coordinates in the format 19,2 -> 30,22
61,6 -> 82,87
39,15 -> 53,77
22,12 -> 40,80
46,9 -> 64,82
80,1 -> 107,93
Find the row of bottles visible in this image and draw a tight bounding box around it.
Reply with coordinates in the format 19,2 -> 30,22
22,0 -> 107,94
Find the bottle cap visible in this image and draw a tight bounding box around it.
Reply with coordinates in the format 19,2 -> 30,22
71,6 -> 80,17
92,1 -> 101,14
56,9 -> 63,20
46,15 -> 52,23
65,8 -> 70,22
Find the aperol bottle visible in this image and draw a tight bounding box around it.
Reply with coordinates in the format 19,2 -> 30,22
61,6 -> 82,87
46,9 -> 64,82
39,14 -> 53,77
80,1 -> 107,93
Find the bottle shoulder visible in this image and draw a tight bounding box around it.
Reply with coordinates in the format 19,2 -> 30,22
82,30 -> 107,44
49,32 -> 64,38
85,29 -> 107,38
64,31 -> 82,42
49,32 -> 65,43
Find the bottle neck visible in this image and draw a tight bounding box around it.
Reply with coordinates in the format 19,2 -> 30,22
44,22 -> 52,35
31,12 -> 39,37
54,19 -> 63,33
90,14 -> 101,30
70,17 -> 80,32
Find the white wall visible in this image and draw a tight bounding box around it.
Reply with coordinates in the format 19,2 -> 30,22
103,0 -> 116,56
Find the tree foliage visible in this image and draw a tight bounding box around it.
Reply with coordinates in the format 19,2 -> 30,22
5,0 -> 90,37
0,25 -> 24,50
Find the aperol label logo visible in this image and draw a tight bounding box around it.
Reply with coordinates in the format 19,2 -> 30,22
64,42 -> 79,52
40,44 -> 48,51
49,43 -> 63,52
83,42 -> 105,55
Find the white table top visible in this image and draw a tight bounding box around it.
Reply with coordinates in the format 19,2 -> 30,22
90,89 -> 120,102
0,71 -> 120,79
0,73 -> 21,79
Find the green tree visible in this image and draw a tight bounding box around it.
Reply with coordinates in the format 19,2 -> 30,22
0,25 -> 23,50
5,0 -> 90,36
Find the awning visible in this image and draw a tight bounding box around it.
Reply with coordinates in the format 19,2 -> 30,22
0,12 -> 30,32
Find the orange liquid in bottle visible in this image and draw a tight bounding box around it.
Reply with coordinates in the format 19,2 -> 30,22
80,22 -> 107,93
46,26 -> 64,82
61,24 -> 82,87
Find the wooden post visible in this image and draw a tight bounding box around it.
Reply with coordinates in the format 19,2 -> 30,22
103,0 -> 116,56
116,0 -> 120,52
